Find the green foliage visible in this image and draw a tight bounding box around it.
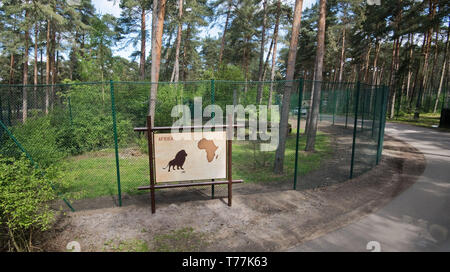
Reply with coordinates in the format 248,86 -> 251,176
233,130 -> 331,183
114,82 -> 200,127
0,114 -> 67,167
0,156 -> 60,252
136,134 -> 149,154
0,84 -> 134,167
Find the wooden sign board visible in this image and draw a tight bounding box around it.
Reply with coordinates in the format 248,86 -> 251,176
134,116 -> 243,214
154,131 -> 227,183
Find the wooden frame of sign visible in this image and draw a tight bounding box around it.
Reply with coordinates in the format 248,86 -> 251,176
134,115 -> 243,214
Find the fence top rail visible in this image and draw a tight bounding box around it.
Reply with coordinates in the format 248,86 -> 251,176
0,79 -> 388,88
0,81 -> 108,88
99,79 -> 301,85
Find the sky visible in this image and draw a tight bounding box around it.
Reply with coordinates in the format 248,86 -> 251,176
92,0 -> 317,61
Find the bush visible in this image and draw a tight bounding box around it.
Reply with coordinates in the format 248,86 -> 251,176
0,156 -> 60,252
0,84 -> 134,167
0,114 -> 66,167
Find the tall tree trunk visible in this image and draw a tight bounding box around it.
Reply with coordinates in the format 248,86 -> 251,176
378,61 -> 385,85
162,30 -> 174,63
350,62 -> 357,83
363,44 -> 372,83
338,27 -> 346,82
40,47 -> 43,85
371,39 -> 380,85
388,38 -> 398,118
9,54 -> 15,125
389,36 -> 402,118
387,1 -> 403,118
305,0 -> 327,152
427,29 -> 439,92
9,54 -> 14,85
256,0 -> 268,104
434,24 -> 449,113
22,8 -> 29,123
139,7 -> 146,80
55,33 -> 60,84
409,57 -> 421,112
268,0 -> 281,106
34,23 -> 38,109
414,0 -> 436,120
243,36 -> 249,93
273,0 -> 304,174
218,0 -> 232,70
410,34 -> 428,112
406,33 -> 413,98
262,37 -> 273,81
170,0 -> 183,83
182,23 -> 191,81
45,20 -> 51,114
149,0 -> 167,125
51,25 -> 56,110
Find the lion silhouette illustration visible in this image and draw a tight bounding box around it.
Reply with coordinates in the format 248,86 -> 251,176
162,150 -> 188,172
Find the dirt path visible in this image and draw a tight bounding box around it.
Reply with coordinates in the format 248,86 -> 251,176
39,133 -> 425,252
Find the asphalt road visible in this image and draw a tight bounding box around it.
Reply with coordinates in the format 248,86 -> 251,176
288,122 -> 450,252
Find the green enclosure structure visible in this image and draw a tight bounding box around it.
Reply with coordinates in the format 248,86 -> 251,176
0,79 -> 388,211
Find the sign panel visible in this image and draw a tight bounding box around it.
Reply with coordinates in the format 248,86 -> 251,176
154,131 -> 227,183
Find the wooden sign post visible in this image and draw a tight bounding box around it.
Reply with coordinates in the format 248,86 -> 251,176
134,116 -> 242,214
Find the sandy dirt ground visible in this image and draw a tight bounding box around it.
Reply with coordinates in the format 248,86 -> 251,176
37,130 -> 425,251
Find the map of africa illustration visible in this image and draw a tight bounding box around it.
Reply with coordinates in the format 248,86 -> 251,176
197,138 -> 219,162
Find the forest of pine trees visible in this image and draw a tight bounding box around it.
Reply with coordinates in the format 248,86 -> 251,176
0,0 -> 449,121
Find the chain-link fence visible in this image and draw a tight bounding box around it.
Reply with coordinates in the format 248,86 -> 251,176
0,79 -> 388,211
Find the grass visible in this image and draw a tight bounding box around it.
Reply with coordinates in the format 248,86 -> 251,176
102,238 -> 149,252
153,227 -> 208,252
62,149 -> 149,199
389,112 -> 442,129
61,129 -> 331,200
232,130 -> 331,183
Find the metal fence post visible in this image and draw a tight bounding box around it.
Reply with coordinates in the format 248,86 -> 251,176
361,86 -> 366,131
211,79 -> 215,199
371,87 -> 378,138
293,78 -> 304,190
68,96 -> 73,126
332,83 -> 337,125
110,80 -> 122,207
345,84 -> 350,128
376,85 -> 388,165
7,89 -> 12,126
319,81 -> 323,122
350,81 -> 361,179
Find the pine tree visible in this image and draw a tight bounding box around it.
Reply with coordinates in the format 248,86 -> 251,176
274,0 -> 303,174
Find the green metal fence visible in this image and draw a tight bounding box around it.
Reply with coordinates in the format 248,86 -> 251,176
0,79 -> 388,211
